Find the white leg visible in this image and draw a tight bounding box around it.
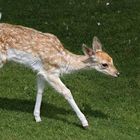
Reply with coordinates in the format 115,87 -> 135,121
46,74 -> 89,127
0,58 -> 3,68
0,52 -> 6,68
0,63 -> 3,68
0,53 -> 6,68
34,74 -> 45,122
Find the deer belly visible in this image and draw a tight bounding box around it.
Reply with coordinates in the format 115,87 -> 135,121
7,48 -> 43,72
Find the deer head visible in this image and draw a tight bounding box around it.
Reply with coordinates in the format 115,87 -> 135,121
82,36 -> 120,77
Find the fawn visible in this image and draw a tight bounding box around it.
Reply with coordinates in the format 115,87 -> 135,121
0,23 -> 119,128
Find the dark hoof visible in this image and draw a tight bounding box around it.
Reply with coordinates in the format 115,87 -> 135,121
83,125 -> 89,129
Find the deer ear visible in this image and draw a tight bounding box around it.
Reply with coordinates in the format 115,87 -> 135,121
92,36 -> 102,52
82,44 -> 94,56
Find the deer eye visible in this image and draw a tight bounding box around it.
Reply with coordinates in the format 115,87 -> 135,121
102,63 -> 108,67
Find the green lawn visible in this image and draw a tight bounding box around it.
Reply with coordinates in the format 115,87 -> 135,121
0,0 -> 140,140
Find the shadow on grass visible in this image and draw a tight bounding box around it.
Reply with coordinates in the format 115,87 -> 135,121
82,104 -> 108,119
0,97 -> 108,128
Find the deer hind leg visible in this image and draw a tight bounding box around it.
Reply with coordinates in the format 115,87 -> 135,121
0,53 -> 6,68
34,74 -> 46,122
0,62 -> 3,68
46,74 -> 89,128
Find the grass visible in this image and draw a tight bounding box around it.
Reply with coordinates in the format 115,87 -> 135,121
0,0 -> 140,139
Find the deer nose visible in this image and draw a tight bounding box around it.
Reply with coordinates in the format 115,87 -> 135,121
116,72 -> 120,77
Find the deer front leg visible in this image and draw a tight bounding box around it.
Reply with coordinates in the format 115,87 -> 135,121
47,74 -> 89,128
34,74 -> 45,122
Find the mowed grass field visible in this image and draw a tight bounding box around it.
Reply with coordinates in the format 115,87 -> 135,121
0,0 -> 140,139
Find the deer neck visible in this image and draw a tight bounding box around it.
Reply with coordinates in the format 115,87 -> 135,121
64,52 -> 90,73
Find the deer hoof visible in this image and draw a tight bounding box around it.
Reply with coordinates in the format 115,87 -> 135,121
82,120 -> 89,129
35,116 -> 42,122
83,124 -> 89,129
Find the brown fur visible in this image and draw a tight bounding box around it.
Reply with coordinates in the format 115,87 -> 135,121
96,51 -> 112,63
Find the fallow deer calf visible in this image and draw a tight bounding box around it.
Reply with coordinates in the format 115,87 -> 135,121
0,23 -> 119,128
